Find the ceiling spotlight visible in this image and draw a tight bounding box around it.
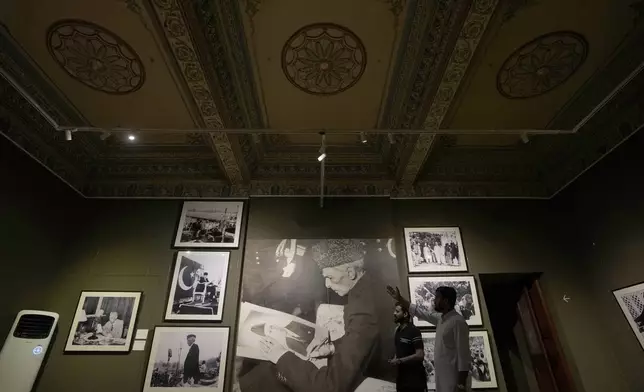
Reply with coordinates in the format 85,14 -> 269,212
520,132 -> 529,144
317,151 -> 326,162
360,132 -> 367,144
64,129 -> 73,141
318,131 -> 326,161
127,134 -> 136,141
99,131 -> 112,141
387,133 -> 395,144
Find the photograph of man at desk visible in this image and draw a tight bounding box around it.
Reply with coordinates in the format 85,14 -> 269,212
65,291 -> 142,352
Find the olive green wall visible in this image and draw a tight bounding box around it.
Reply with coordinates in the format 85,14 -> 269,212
0,136 -> 83,339
1,131 -> 643,392
553,129 -> 644,391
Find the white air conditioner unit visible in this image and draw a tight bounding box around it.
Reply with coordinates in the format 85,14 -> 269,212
0,310 -> 59,392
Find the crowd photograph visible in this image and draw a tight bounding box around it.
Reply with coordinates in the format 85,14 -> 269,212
65,291 -> 141,352
421,331 -> 497,389
143,327 -> 229,391
175,201 -> 243,248
404,227 -> 467,272
408,276 -> 482,326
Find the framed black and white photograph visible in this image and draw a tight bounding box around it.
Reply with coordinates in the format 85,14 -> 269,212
143,327 -> 229,391
421,330 -> 498,389
174,201 -> 243,248
165,251 -> 230,321
404,227 -> 467,273
233,238 -> 401,391
64,291 -> 142,352
613,281 -> 644,350
408,276 -> 482,327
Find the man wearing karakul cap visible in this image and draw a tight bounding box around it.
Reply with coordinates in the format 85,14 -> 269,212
183,333 -> 200,385
259,239 -> 395,392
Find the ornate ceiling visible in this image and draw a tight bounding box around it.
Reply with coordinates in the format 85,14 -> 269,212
0,0 -> 643,198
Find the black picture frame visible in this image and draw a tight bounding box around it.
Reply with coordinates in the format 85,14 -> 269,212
612,281 -> 644,351
64,290 -> 143,353
141,325 -> 231,391
172,200 -> 244,249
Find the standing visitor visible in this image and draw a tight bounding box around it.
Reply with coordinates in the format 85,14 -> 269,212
388,285 -> 471,392
390,302 -> 427,392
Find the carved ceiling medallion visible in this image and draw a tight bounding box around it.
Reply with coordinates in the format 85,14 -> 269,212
47,20 -> 145,94
282,23 -> 366,95
497,31 -> 587,99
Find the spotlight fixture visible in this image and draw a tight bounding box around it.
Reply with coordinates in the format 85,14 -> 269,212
317,151 -> 326,162
64,129 -> 73,141
520,132 -> 529,144
387,133 -> 395,144
318,131 -> 326,161
99,131 -> 112,141
360,131 -> 367,144
127,134 -> 136,141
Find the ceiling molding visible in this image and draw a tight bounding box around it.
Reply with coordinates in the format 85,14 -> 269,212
148,0 -> 264,184
398,0 -> 500,185
0,23 -> 88,126
1,0 -> 642,200
535,23 -> 644,194
0,78 -> 87,189
80,178 -> 549,198
0,22 -> 100,157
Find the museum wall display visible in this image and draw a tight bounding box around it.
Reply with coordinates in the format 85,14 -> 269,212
2,132 -> 644,392
552,129 -> 644,391
64,291 -> 142,353
0,136 -> 84,340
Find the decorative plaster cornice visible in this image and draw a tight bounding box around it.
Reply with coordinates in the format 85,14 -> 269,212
399,0 -> 500,185
0,78 -> 86,189
148,0 -> 260,184
81,178 -> 550,198
539,23 -> 644,194
148,0 -> 225,129
0,23 -> 99,156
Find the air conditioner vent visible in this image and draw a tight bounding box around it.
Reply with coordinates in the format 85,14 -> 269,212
13,314 -> 55,339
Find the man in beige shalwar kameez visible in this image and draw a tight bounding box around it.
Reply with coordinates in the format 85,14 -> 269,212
388,286 -> 471,392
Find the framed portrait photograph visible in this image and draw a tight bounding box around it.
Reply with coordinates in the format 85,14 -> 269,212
408,276 -> 482,327
64,291 -> 142,352
165,251 -> 230,321
234,238 -> 401,388
174,201 -> 244,248
143,327 -> 229,391
404,227 -> 468,273
613,281 -> 644,350
422,330 -> 498,389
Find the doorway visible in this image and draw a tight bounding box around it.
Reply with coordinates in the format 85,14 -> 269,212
479,273 -> 576,392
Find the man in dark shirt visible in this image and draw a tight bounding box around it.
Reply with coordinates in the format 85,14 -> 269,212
390,302 -> 427,392
183,334 -> 200,385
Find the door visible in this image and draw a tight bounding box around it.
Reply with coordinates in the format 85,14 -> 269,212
516,280 -> 576,392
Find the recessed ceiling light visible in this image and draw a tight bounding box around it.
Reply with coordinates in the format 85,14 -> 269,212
128,134 -> 136,141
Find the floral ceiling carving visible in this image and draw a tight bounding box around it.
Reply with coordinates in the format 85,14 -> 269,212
497,31 -> 588,99
281,23 -> 366,95
0,0 -> 640,198
47,20 -> 145,94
